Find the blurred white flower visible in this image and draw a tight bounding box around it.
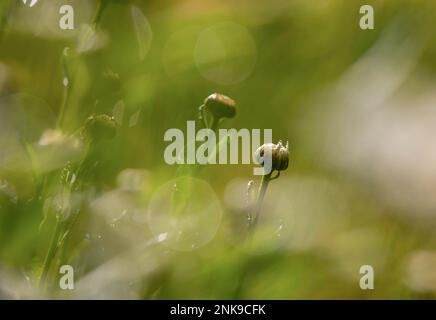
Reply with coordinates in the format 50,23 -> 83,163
308,26 -> 436,218
70,240 -> 169,299
38,129 -> 65,146
117,168 -> 151,193
90,169 -> 152,244
0,267 -> 42,299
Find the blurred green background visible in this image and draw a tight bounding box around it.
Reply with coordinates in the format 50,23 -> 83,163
1,0 -> 436,299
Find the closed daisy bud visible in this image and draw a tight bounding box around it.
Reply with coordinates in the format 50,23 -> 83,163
204,93 -> 236,119
255,141 -> 289,172
85,114 -> 117,140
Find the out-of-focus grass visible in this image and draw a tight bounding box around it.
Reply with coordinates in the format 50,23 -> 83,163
1,0 -> 436,299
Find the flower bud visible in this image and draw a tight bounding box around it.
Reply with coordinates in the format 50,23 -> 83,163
204,93 -> 236,119
84,114 -> 117,141
254,141 -> 289,172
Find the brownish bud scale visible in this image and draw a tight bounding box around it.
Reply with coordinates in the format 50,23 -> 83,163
255,141 -> 289,172
84,114 -> 117,140
204,93 -> 236,119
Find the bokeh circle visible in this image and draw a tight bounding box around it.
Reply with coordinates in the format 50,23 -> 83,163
147,176 -> 223,251
194,22 -> 257,85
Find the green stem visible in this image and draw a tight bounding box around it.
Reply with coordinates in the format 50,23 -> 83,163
249,173 -> 271,232
57,2 -> 109,129
39,140 -> 91,289
172,113 -> 222,216
0,0 -> 13,43
40,217 -> 63,288
93,0 -> 109,28
210,117 -> 219,132
57,80 -> 69,129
